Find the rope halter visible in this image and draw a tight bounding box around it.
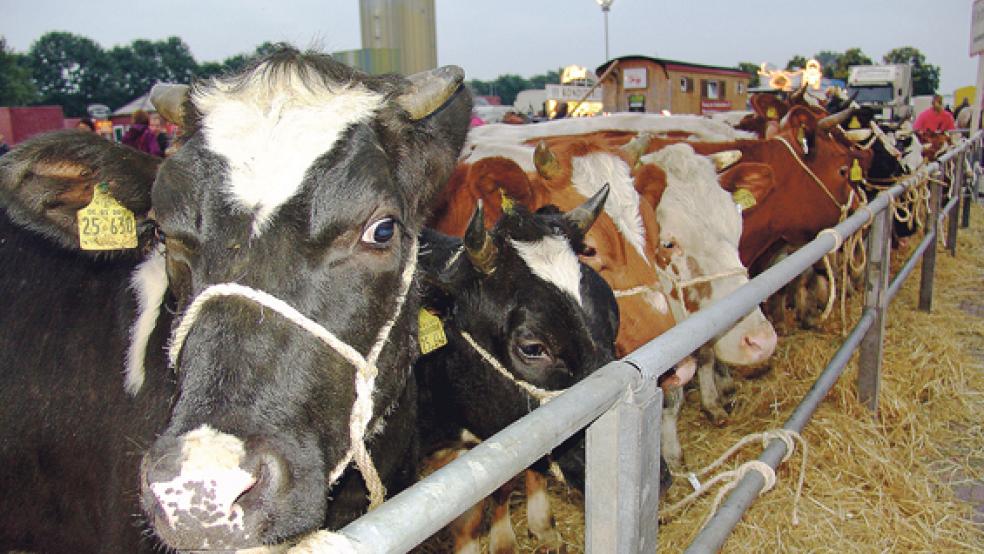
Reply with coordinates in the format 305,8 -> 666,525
459,330 -> 564,406
167,238 -> 420,510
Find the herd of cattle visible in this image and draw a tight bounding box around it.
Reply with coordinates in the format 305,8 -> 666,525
0,46 -> 952,553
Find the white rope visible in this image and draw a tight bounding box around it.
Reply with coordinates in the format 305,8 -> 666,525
815,228 -> 843,253
774,136 -> 845,211
459,330 -> 564,405
612,265 -> 748,301
167,238 -> 420,510
664,429 -> 809,527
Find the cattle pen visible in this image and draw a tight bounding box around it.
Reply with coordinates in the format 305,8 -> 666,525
327,132 -> 984,553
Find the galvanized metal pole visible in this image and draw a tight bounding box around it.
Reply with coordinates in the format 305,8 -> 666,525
339,361 -> 642,553
685,309 -> 877,553
918,180 -> 943,312
946,156 -> 961,256
585,376 -> 663,554
961,149 -> 973,227
857,205 -> 892,413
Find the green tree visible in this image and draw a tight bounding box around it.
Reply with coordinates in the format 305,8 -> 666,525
883,46 -> 940,95
0,37 -> 38,106
106,37 -> 198,108
528,69 -> 561,91
832,47 -> 873,81
203,42 -> 284,77
737,62 -> 760,88
813,50 -> 841,78
785,55 -> 808,71
26,31 -> 115,116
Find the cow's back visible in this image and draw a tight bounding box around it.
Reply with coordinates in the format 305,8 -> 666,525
0,207 -> 174,552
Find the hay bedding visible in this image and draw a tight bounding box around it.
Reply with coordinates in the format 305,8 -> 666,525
415,204 -> 984,553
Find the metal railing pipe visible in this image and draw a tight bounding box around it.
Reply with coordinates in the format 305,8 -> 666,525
684,308 -> 877,553
625,187 -> 899,380
339,360 -> 642,553
887,227 -> 936,303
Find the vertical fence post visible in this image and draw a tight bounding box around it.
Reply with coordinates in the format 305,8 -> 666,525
857,205 -> 892,412
961,148 -> 973,227
946,155 -> 962,255
918,179 -> 943,312
585,376 -> 662,554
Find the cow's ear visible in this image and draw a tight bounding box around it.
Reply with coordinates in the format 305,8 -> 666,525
0,130 -> 160,251
718,162 -> 775,210
470,157 -> 536,228
633,162 -> 668,208
396,66 -> 473,220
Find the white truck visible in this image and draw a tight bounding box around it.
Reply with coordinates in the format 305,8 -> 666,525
846,64 -> 913,127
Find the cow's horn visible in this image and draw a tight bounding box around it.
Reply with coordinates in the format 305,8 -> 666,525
564,184 -> 610,234
534,141 -> 562,180
150,83 -> 190,125
817,105 -> 855,132
620,132 -> 652,166
707,150 -> 742,172
464,200 -> 497,275
789,80 -> 808,104
396,65 -> 465,121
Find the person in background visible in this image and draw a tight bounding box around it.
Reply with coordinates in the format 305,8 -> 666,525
954,98 -> 973,131
469,111 -> 485,128
0,132 -> 9,157
149,113 -> 170,155
913,94 -> 956,133
121,110 -> 162,157
77,118 -> 96,132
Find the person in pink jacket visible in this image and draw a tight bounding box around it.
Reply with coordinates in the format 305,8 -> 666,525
913,94 -> 956,133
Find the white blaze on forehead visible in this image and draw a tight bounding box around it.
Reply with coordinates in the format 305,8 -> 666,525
150,425 -> 255,534
194,64 -> 384,234
125,246 -> 168,395
509,236 -> 582,306
570,152 -> 648,262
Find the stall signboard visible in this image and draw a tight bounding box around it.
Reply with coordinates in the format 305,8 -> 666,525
623,67 -> 647,89
701,100 -> 732,114
545,83 -> 602,102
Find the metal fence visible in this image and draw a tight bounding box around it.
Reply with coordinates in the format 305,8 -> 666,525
335,131 -> 983,553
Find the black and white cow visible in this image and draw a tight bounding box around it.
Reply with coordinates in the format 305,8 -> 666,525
415,190 -> 670,552
0,46 -> 471,552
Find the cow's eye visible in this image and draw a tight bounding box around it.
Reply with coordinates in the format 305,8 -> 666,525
362,217 -> 397,245
516,340 -> 550,361
661,240 -> 676,250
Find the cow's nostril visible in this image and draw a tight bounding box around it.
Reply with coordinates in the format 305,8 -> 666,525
237,446 -> 290,511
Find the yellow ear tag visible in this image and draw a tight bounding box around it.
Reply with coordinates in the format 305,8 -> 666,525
848,115 -> 861,129
766,106 -> 778,119
500,189 -> 516,214
849,159 -> 863,182
77,183 -> 138,250
418,308 -> 448,354
732,188 -> 757,211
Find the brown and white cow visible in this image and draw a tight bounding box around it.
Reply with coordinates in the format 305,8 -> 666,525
432,126 -> 776,469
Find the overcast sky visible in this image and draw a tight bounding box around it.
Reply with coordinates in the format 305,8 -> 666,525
2,0 -> 977,96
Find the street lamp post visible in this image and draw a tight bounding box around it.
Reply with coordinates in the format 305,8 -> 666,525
596,0 -> 615,61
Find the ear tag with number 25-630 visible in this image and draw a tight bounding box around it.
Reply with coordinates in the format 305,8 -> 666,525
77,183 -> 138,250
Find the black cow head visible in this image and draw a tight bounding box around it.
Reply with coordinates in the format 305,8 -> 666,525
1,46 -> 473,550
416,187 -> 617,487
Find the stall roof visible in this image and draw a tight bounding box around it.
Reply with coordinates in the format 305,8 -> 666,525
112,92 -> 155,116
596,55 -> 752,79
